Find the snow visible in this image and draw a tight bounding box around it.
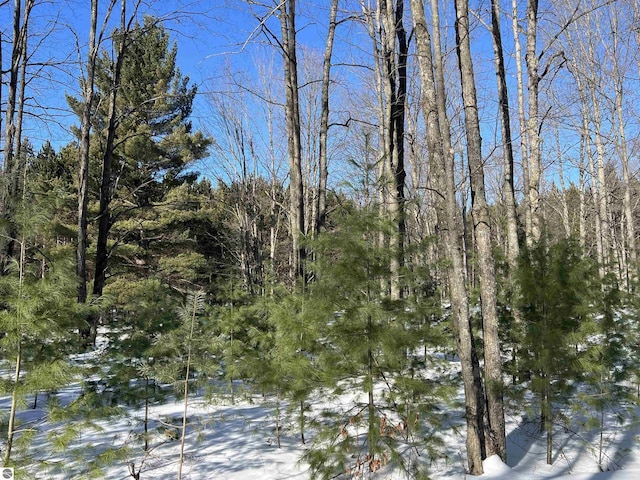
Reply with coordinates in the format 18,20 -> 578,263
6,340 -> 640,479
31,381 -> 638,480
473,455 -> 640,480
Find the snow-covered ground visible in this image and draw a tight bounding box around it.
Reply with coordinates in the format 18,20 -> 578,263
473,455 -> 640,480
5,348 -> 640,479
92,388 -> 640,480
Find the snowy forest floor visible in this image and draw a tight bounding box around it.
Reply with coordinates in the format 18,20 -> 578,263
4,350 -> 640,479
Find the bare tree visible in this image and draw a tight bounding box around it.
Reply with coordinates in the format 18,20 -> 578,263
256,59 -> 287,285
361,0 -> 408,299
511,0 -> 530,244
524,0 -> 543,243
314,0 -> 338,235
554,128 -> 571,239
454,0 -> 505,461
1,0 -> 34,265
278,0 -> 306,281
3,0 -> 24,188
566,7 -> 614,273
11,0 -> 33,192
206,75 -> 277,293
489,0 -> 519,268
411,0 -> 486,472
588,68 -> 611,269
76,0 -> 117,305
609,6 -> 636,284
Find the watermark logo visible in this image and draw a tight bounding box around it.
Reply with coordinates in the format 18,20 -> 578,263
1,468 -> 13,479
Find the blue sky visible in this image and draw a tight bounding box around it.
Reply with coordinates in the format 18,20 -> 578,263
3,0 -> 635,194
1,1 -> 226,150
2,0 -> 342,175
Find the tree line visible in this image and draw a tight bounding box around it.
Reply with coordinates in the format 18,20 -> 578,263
0,0 -> 639,477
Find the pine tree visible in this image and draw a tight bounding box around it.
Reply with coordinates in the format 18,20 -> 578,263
516,237 -> 599,464
268,286 -> 323,446
89,17 -> 210,209
575,274 -> 635,471
207,281 -> 271,403
101,278 -> 180,448
299,207 -> 451,479
0,188 -> 78,468
145,290 -> 215,476
66,16 -> 212,339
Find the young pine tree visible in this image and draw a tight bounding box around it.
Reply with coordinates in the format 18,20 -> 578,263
146,290 -> 213,478
300,206 -> 451,479
574,274 -> 635,471
516,237 -> 599,465
0,190 -> 78,469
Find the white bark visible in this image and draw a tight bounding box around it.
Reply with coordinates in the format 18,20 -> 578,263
525,0 -> 542,243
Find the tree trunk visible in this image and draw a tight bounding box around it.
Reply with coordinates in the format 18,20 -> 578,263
570,68 -> 604,268
578,149 -> 586,250
4,340 -> 21,467
489,0 -> 519,267
92,0 -> 128,324
279,0 -> 305,281
315,0 -> 338,235
359,0 -> 388,293
0,0 -> 26,265
368,0 -> 408,300
177,293 -> 200,480
12,0 -> 32,200
491,0 -> 526,387
387,0 -> 408,300
411,0 -> 486,472
610,19 -> 636,282
431,0 -> 486,468
4,224 -> 26,467
525,0 -> 542,243
267,102 -> 281,288
78,0 -> 116,305
511,0 -> 530,246
589,81 -> 610,271
77,0 -> 99,305
586,122 -> 604,271
454,0 -> 506,461
556,130 -> 571,239
367,318 -> 375,460
3,0 -> 22,187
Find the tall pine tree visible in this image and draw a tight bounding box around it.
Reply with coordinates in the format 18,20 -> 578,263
67,16 -> 211,340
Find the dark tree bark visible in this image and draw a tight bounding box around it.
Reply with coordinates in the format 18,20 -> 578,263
370,0 -> 408,300
91,0 -> 129,334
77,0 -> 116,305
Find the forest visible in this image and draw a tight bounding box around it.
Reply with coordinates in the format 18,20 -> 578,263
1,0 -> 640,478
